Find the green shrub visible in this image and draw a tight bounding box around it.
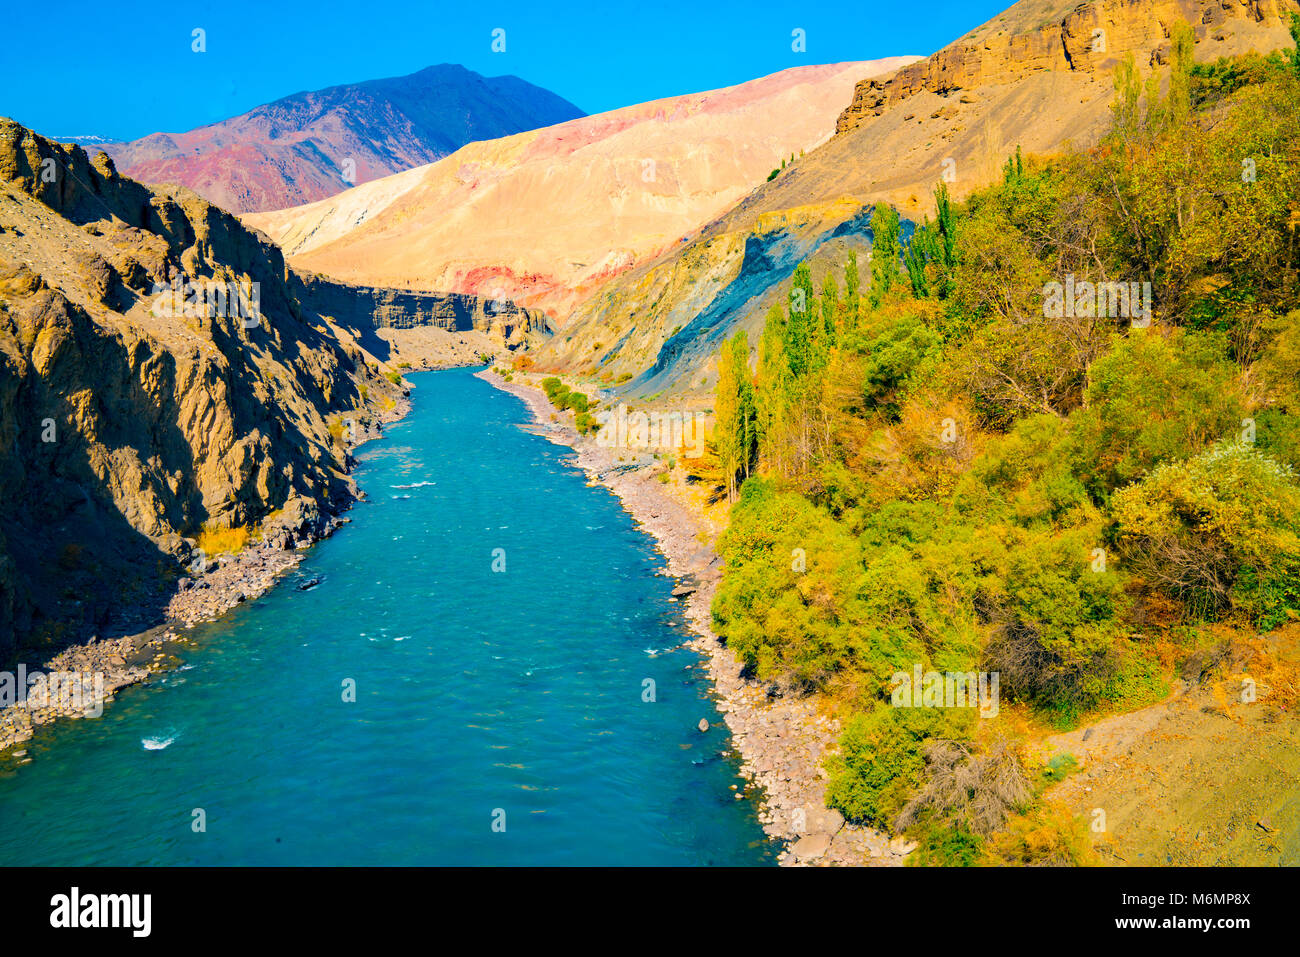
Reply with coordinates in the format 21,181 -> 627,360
1068,331 -> 1244,498
1112,440 -> 1300,626
825,703 -> 967,827
712,479 -> 868,690
907,823 -> 984,866
981,527 -> 1127,718
860,312 -> 943,418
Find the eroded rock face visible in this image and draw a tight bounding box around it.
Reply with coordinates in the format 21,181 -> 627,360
295,273 -> 550,350
836,0 -> 1300,133
0,118 -> 406,658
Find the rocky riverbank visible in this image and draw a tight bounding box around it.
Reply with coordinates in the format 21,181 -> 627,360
476,367 -> 912,866
0,393 -> 415,758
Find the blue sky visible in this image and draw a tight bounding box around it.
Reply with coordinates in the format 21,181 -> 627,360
1,0 -> 1009,141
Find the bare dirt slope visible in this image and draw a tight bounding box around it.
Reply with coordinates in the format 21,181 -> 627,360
1043,627 -> 1300,865
530,0 -> 1300,401
243,60 -> 917,320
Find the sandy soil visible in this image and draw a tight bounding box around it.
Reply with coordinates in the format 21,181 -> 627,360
1041,629 -> 1300,865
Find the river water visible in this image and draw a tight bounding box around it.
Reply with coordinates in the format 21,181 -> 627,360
0,368 -> 773,865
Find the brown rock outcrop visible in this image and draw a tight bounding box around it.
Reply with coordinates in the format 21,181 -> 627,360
837,0 -> 1300,133
295,273 -> 550,349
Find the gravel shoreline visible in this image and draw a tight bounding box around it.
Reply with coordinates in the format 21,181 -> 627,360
476,368 -> 912,866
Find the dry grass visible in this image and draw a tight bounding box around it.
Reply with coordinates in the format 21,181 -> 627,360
897,737 -> 1033,837
983,799 -> 1097,866
197,522 -> 251,556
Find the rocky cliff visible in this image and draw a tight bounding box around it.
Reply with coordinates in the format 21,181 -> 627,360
295,273 -> 550,348
0,118 -> 508,661
836,0 -> 1300,133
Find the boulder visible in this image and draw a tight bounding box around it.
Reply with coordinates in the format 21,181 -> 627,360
790,833 -> 831,863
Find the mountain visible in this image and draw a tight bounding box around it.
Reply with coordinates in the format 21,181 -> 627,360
99,64 -> 585,214
529,0 -> 1300,398
242,59 -> 918,319
0,117 -> 538,659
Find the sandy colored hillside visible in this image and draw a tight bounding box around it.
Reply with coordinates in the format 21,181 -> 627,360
531,0 -> 1300,400
735,0 -> 1298,226
243,59 -> 918,321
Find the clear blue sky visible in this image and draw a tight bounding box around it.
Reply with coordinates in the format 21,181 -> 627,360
0,0 -> 1009,141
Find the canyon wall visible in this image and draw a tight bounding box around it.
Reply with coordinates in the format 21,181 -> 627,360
0,119 -> 413,659
295,273 -> 550,348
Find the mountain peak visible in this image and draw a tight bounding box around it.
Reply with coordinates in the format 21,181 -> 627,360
101,64 -> 585,214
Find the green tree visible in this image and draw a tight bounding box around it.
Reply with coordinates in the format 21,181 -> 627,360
934,182 -> 956,270
1289,12 -> 1300,75
1167,20 -> 1195,126
904,228 -> 930,297
785,262 -> 815,377
819,273 -> 840,359
714,330 -> 757,501
1111,52 -> 1143,137
870,203 -> 902,304
843,250 -> 861,330
1002,145 -> 1024,185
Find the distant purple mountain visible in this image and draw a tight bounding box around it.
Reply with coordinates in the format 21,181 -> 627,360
100,64 -> 585,213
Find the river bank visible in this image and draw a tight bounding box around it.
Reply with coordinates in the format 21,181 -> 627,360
476,368 -> 912,866
0,387 -> 418,757
0,365 -> 772,865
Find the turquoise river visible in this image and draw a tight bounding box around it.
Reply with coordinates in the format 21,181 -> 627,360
0,368 -> 774,865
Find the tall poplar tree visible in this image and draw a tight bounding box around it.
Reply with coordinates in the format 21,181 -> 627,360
869,203 -> 902,305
